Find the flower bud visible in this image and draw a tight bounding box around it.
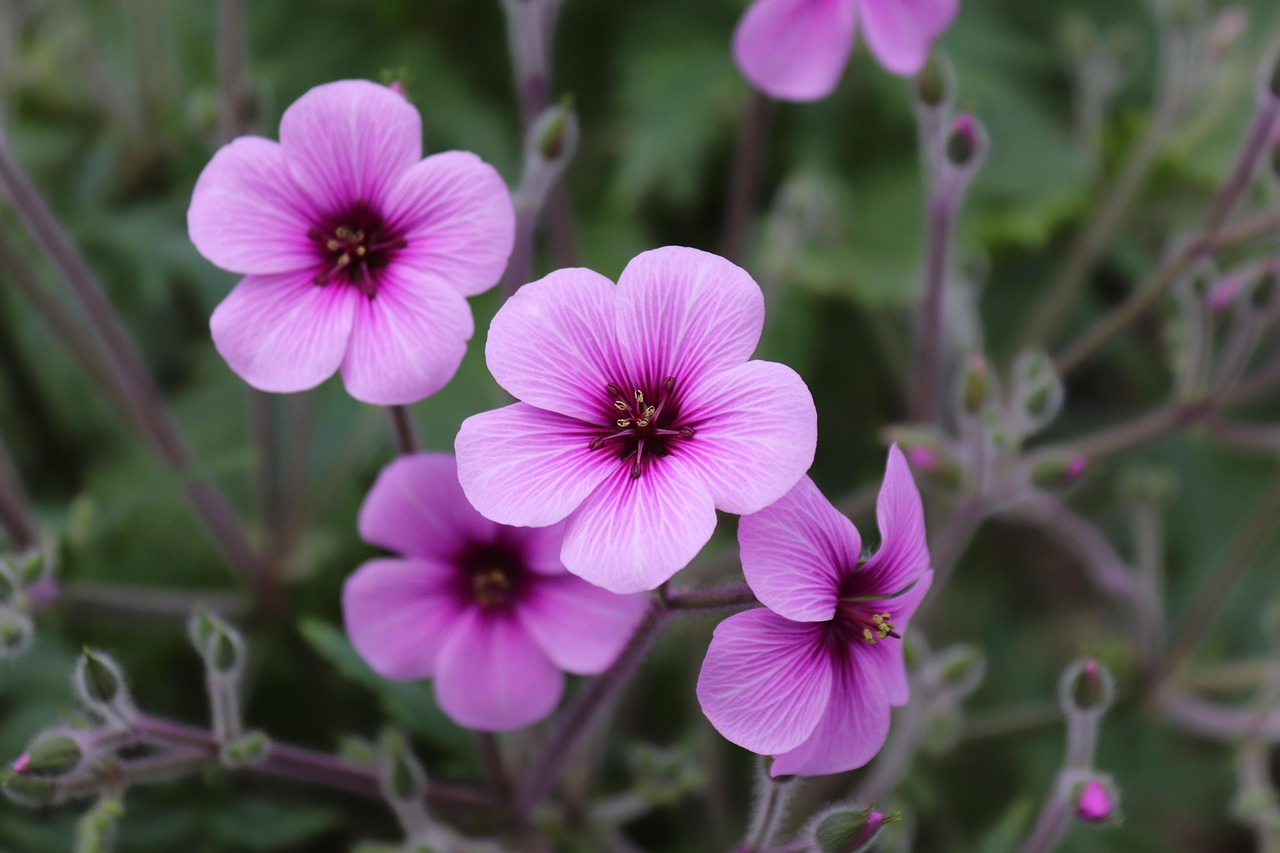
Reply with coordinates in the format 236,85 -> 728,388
0,608 -> 33,659
379,729 -> 426,803
75,795 -> 123,853
946,115 -> 979,167
962,353 -> 989,414
221,730 -> 269,767
1030,452 -> 1089,488
14,548 -> 46,586
189,608 -> 244,676
1061,658 -> 1114,715
0,768 -> 56,805
914,54 -> 950,108
1074,778 -> 1116,823
74,649 -> 122,706
812,806 -> 889,853
1012,350 -> 1064,436
19,733 -> 83,778
534,98 -> 578,162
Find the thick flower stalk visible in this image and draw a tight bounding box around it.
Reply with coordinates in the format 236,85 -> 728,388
698,446 -> 933,775
188,79 -> 515,405
456,246 -> 817,593
343,453 -> 647,731
734,0 -> 960,101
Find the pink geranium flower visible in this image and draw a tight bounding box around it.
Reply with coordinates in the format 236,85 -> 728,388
734,0 -> 959,101
697,446 -> 933,776
455,247 -> 817,594
343,453 -> 647,731
188,80 -> 515,405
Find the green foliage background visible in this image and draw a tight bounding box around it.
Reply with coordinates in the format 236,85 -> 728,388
2,0 -> 1280,850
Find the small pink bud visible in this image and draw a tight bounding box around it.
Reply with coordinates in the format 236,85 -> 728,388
1207,272 -> 1248,312
11,753 -> 29,775
946,115 -> 979,167
1206,7 -> 1247,62
389,80 -> 407,98
907,446 -> 939,471
1075,779 -> 1113,823
1064,454 -> 1088,483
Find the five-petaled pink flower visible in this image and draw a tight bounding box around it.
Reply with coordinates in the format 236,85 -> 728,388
697,445 -> 932,776
734,0 -> 959,101
343,453 -> 647,731
455,246 -> 817,594
188,79 -> 515,405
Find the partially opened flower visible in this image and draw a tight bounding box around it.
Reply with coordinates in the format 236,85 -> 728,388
697,446 -> 932,776
455,246 -> 817,594
734,0 -> 959,101
343,453 -> 647,731
188,79 -> 515,405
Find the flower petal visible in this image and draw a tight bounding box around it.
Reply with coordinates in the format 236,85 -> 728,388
339,268 -> 473,405
499,524 -> 570,577
859,0 -> 954,77
733,0 -> 857,102
739,477 -> 858,623
342,557 -> 465,680
210,270 -> 357,393
433,609 -> 564,731
560,461 -> 717,593
697,609 -> 833,755
187,137 -> 319,275
856,571 -> 932,705
771,640 -> 892,776
485,267 -> 625,422
280,79 -> 422,215
358,452 -> 496,560
456,403 -> 614,528
384,151 -> 515,298
614,247 -> 765,393
857,444 -> 931,593
518,575 -> 649,674
679,360 -> 817,516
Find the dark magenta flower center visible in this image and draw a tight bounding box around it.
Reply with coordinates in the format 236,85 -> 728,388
308,200 -> 406,298
456,542 -> 526,609
835,572 -> 905,646
589,377 -> 696,479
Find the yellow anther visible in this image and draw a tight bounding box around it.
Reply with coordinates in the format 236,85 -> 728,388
354,231 -> 365,241
645,405 -> 656,418
637,419 -> 650,428
614,401 -> 628,411
336,253 -> 351,266
871,614 -> 884,625
634,390 -> 644,403
326,240 -> 341,251
355,246 -> 367,257
335,227 -> 351,239
882,612 -> 891,620
616,418 -> 631,429
863,628 -> 876,644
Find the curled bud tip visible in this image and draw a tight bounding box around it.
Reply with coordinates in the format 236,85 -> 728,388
814,807 -> 889,853
11,754 -> 29,775
946,115 -> 979,167
1075,780 -> 1114,823
1065,454 -> 1088,482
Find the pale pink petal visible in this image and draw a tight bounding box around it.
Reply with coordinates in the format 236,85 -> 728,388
697,609 -> 833,755
518,576 -> 649,674
855,571 -> 933,705
739,477 -> 858,623
679,360 -> 816,516
358,453 -> 496,560
280,80 -> 422,215
339,268 -> 473,405
456,403 -> 614,528
856,445 -> 931,594
560,461 -> 717,593
384,152 -> 515,298
859,0 -> 955,77
187,137 -> 319,275
614,247 -> 765,392
210,270 -> 357,393
771,640 -> 892,776
433,609 -> 564,731
342,557 -> 466,680
733,0 -> 857,102
485,268 -> 625,422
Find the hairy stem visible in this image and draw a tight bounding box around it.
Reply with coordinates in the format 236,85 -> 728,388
388,405 -> 419,455
720,90 -> 774,264
909,196 -> 958,424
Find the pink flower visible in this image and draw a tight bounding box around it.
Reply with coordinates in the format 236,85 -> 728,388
733,0 -> 959,101
697,446 -> 932,776
1074,779 -> 1114,823
188,80 -> 515,405
455,247 -> 817,594
342,453 -> 647,731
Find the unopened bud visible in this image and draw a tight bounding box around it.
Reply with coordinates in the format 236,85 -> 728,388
1063,658 -> 1114,714
379,729 -> 426,802
946,115 -> 979,167
907,446 -> 938,471
914,55 -> 949,108
14,549 -> 45,586
1013,350 -> 1064,434
221,730 -> 269,767
189,608 -> 244,675
1031,452 -> 1089,488
1207,271 -> 1250,312
962,353 -> 988,414
75,649 -> 122,706
20,734 -> 82,778
1074,779 -> 1116,823
813,807 -> 889,853
0,609 -> 33,659
1206,7 -> 1248,62
533,98 -> 578,163
0,768 -> 56,804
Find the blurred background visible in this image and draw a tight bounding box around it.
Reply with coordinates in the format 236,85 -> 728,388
1,0 -> 1280,850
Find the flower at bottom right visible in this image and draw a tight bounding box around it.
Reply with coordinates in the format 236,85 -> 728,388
697,445 -> 933,776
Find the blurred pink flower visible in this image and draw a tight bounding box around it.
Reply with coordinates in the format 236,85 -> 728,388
697,446 -> 932,776
733,0 -> 959,101
1075,779 -> 1114,823
343,453 -> 647,731
455,247 -> 817,594
188,79 -> 514,405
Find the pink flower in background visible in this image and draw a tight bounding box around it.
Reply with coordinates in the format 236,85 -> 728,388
455,247 -> 817,594
1074,779 -> 1115,823
343,453 -> 647,731
734,0 -> 959,101
188,79 -> 515,405
697,446 -> 932,776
